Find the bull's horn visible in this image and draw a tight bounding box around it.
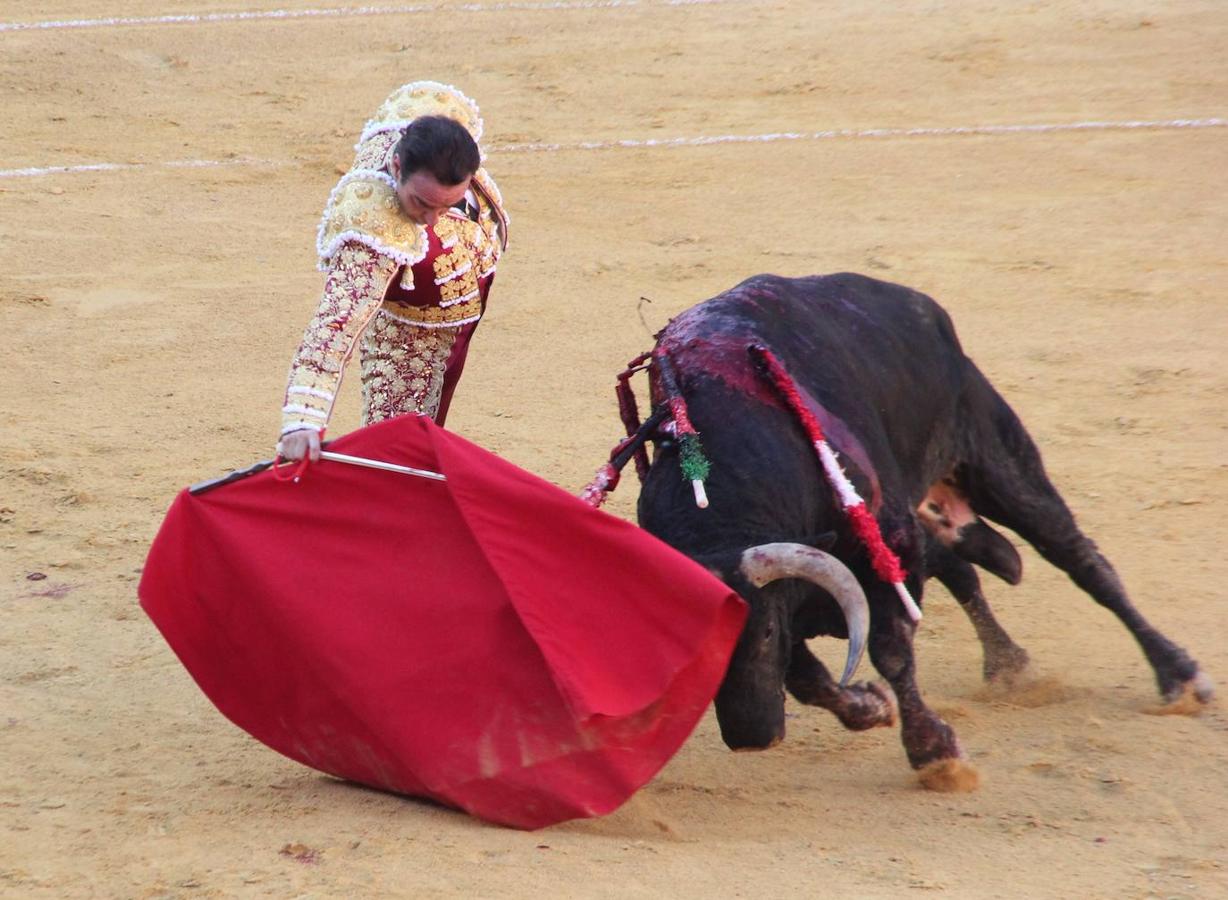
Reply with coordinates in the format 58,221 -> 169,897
739,542 -> 869,688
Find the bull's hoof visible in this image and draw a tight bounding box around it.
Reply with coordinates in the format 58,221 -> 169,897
917,757 -> 981,793
983,643 -> 1031,686
837,681 -> 898,731
868,680 -> 899,729
1150,670 -> 1215,716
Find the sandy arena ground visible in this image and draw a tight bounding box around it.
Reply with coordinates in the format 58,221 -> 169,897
2,0 -> 1226,896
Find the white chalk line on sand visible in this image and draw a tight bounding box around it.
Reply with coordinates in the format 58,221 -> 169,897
0,158 -> 263,179
497,117 -> 1228,153
0,0 -> 731,32
2,118 -> 1224,180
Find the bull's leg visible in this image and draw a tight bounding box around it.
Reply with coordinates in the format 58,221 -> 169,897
961,392 -> 1213,705
785,642 -> 896,730
866,587 -> 978,790
926,542 -> 1030,684
1001,511 -> 1207,703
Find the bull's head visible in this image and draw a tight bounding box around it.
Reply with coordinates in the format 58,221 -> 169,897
712,542 -> 868,750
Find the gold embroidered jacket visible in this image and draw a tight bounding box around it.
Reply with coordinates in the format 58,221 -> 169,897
281,81 -> 508,437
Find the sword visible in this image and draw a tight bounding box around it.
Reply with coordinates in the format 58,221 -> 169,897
318,451 -> 446,482
189,450 -> 446,495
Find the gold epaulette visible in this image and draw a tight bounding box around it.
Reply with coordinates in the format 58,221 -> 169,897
360,81 -> 483,144
316,171 -> 428,269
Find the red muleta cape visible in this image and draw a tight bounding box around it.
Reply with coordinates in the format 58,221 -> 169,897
139,415 -> 746,829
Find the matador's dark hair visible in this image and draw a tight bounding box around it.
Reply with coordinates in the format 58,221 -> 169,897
393,115 -> 481,186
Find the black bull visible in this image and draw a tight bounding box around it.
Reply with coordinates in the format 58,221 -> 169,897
621,272 -> 1212,783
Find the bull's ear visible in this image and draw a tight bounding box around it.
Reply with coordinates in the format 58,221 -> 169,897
805,531 -> 839,551
689,549 -> 744,585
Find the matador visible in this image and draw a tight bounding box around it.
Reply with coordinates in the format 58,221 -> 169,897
279,81 -> 508,459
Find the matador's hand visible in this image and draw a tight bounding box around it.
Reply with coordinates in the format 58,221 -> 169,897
279,429 -> 321,462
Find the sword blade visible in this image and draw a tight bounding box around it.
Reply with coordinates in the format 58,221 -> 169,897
319,451 -> 446,482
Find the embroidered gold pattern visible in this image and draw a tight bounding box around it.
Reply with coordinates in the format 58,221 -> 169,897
360,313 -> 459,423
351,130 -> 398,172
431,214 -> 483,307
363,81 -> 483,143
471,168 -> 508,254
381,297 -> 482,328
317,175 -> 427,266
282,241 -> 398,435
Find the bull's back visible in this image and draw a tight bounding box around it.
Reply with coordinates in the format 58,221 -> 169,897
663,273 -> 963,370
660,274 -> 969,468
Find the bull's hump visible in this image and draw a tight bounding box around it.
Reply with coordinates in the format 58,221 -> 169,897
662,275 -> 804,340
667,272 -> 928,324
656,274 -> 859,390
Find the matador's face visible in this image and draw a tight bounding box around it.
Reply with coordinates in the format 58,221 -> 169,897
390,156 -> 471,228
